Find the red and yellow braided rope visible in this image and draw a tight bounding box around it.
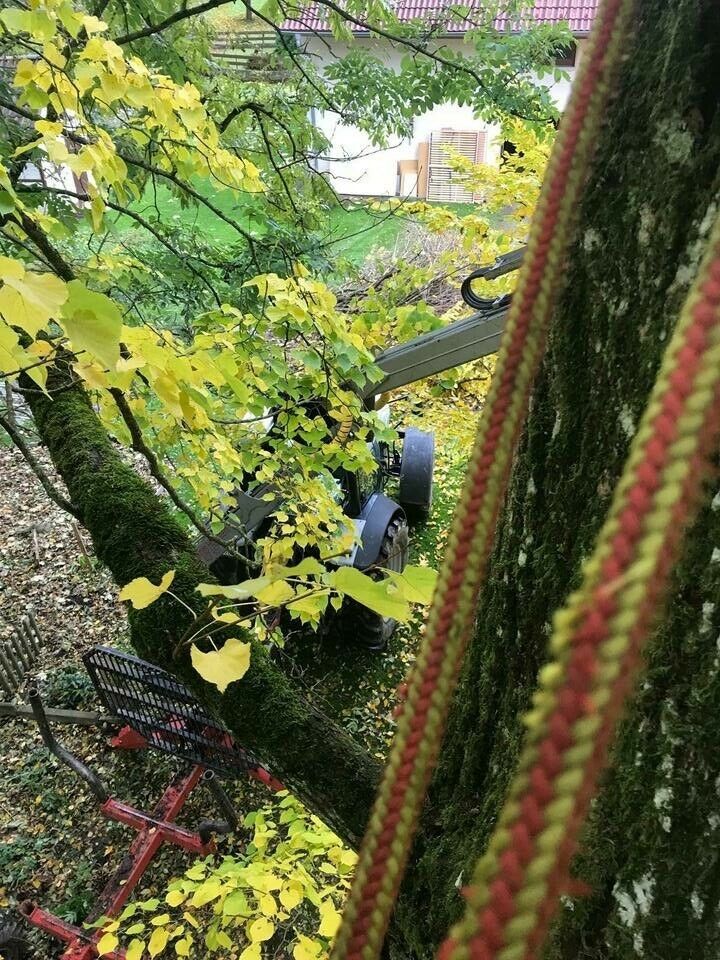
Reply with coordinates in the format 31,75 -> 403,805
331,2 -> 636,959
439,190 -> 720,960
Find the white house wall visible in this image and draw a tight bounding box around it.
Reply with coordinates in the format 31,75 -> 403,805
299,34 -> 579,197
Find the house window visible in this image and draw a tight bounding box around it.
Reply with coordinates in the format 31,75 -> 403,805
422,129 -> 487,203
555,42 -> 577,67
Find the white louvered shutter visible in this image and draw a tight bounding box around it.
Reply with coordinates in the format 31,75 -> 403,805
426,129 -> 486,202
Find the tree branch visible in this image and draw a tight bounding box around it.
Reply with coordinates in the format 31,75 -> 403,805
114,0 -> 233,45
17,212 -> 75,282
0,410 -> 81,519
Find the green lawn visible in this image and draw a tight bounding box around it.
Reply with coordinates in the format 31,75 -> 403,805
112,179 -> 476,267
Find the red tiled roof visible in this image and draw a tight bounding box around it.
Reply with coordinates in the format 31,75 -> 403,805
282,0 -> 598,35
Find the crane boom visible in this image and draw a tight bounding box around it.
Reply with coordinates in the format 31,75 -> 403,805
365,246 -> 525,399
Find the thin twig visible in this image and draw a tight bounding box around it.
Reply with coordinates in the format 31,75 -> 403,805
0,411 -> 81,518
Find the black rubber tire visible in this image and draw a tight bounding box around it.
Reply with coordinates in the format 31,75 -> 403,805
0,912 -> 31,960
336,516 -> 410,652
398,428 -> 434,521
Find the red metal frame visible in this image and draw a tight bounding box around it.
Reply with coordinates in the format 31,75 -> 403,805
21,765 -> 211,960
20,717 -> 285,959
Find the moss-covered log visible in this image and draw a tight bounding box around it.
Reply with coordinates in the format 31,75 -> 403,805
391,2 -> 720,957
23,363 -> 379,847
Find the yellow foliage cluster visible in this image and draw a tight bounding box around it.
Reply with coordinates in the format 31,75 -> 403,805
94,792 -> 356,959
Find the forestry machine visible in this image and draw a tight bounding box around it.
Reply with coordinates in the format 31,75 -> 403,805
197,247 -> 525,649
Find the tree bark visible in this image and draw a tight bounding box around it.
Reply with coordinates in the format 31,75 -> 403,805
22,362 -> 379,847
392,2 -> 720,957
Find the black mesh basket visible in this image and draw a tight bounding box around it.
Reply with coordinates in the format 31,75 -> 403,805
83,646 -> 257,779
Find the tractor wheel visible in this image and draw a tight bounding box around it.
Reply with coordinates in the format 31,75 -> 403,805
398,427 -> 434,521
0,912 -> 30,960
338,515 -> 410,652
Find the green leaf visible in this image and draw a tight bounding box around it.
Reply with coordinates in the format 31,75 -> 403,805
119,571 -> 175,609
190,638 -> 251,693
385,565 -> 438,605
222,890 -> 249,917
59,280 -> 122,370
0,191 -> 15,215
329,567 -> 410,621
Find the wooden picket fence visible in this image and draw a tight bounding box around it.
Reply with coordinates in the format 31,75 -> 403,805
0,612 -> 44,698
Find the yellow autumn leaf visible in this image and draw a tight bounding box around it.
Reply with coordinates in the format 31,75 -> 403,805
165,890 -> 185,907
259,893 -> 277,917
279,882 -> 303,911
119,571 -> 175,609
190,879 -> 223,908
318,899 -> 340,938
247,917 -> 274,942
148,926 -> 169,958
0,257 -> 68,337
174,938 -> 192,957
126,940 -> 145,960
239,945 -> 261,960
96,931 -> 119,956
59,280 -> 122,371
190,638 -> 251,694
255,579 -> 294,606
293,935 -> 322,960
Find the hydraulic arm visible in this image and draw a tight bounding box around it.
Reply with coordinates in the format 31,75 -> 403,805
365,247 -> 525,399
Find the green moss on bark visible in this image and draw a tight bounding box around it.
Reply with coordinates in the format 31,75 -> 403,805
24,365 -> 379,846
391,2 -> 720,956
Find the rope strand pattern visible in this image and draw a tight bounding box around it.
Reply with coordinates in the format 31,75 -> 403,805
331,2 -> 635,958
438,206 -> 720,960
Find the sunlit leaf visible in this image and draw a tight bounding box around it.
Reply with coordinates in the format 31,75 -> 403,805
126,939 -> 145,960
318,898 -> 341,938
119,571 -> 175,609
96,932 -> 119,956
247,917 -> 275,942
329,567 -> 410,621
385,565 -> 438,605
59,280 -> 122,370
148,926 -> 169,957
190,638 -> 251,693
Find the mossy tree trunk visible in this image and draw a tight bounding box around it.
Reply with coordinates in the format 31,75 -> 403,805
391,2 -> 720,957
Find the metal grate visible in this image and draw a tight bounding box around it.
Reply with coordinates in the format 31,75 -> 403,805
83,646 -> 257,779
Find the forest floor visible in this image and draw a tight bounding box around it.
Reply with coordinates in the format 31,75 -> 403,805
0,390 -> 478,954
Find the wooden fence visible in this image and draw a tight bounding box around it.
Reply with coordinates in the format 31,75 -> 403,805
0,612 -> 45,698
211,30 -> 280,73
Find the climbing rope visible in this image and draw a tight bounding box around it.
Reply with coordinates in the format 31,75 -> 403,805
438,194 -> 720,960
331,2 -> 636,959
